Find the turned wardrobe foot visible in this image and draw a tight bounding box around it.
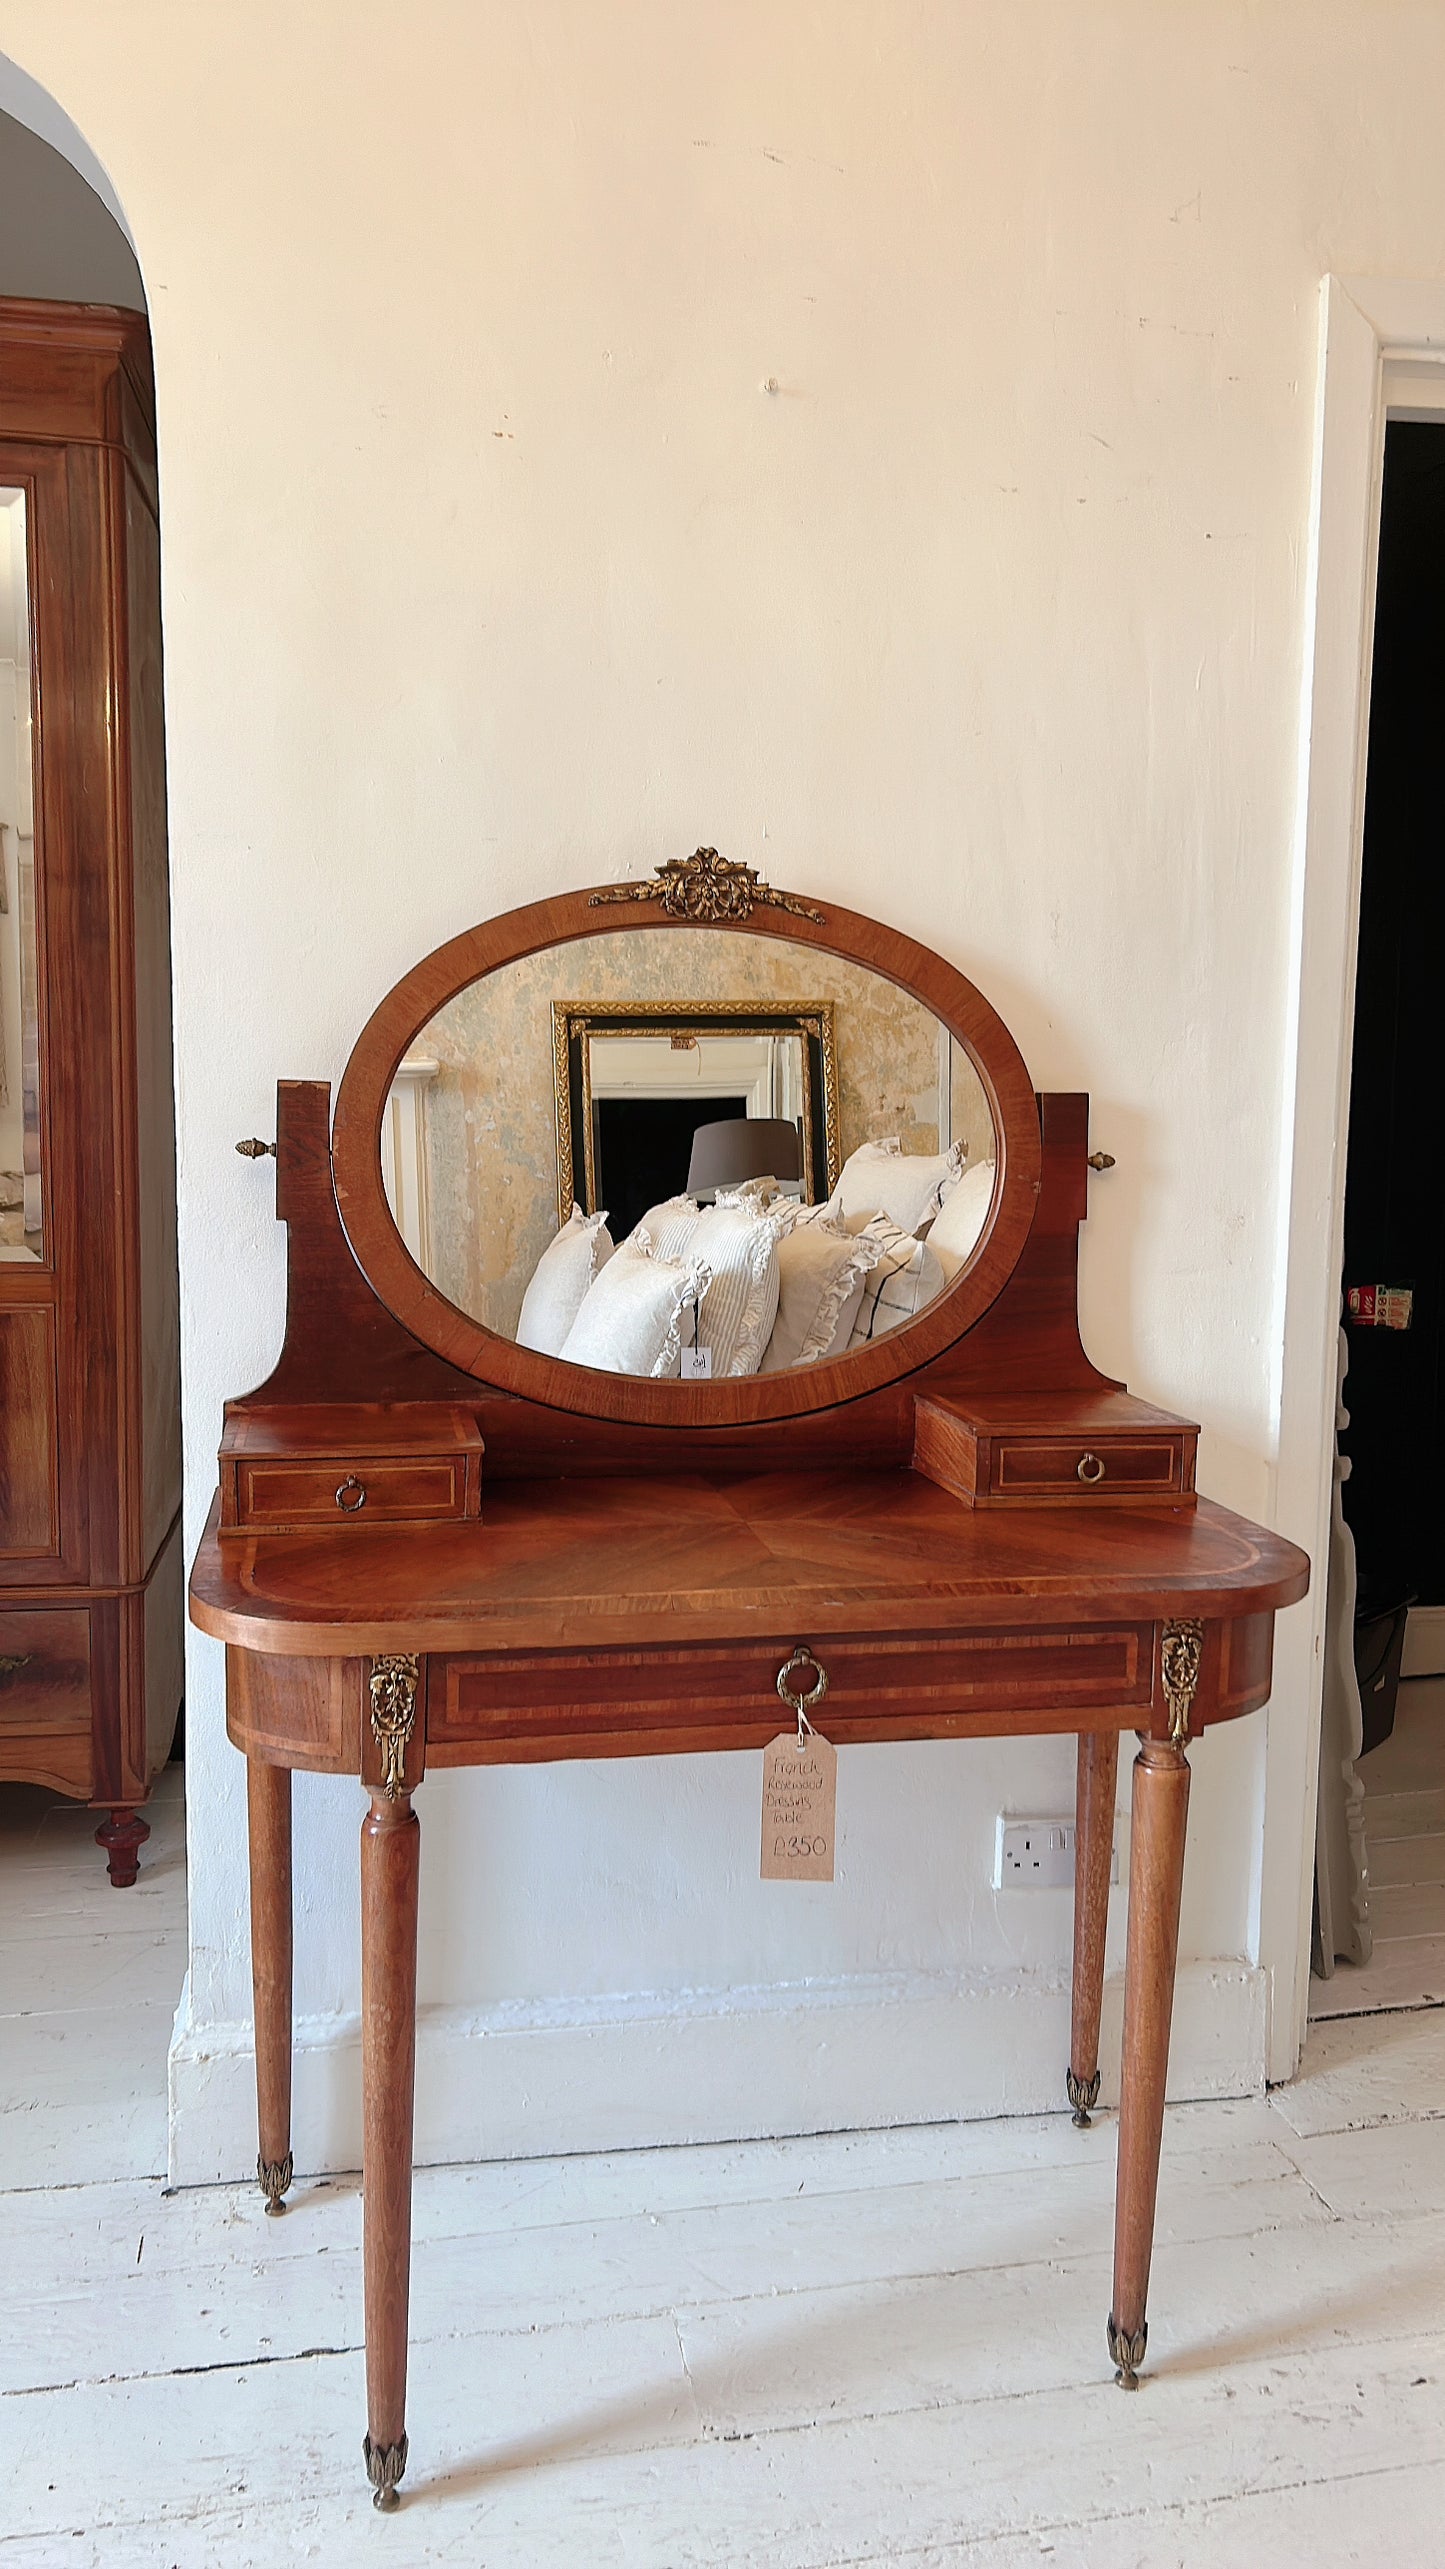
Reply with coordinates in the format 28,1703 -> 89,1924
1067,1728 -> 1118,2126
94,1806 -> 150,1887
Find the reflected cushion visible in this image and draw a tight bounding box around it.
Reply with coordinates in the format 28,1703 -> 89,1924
646,1197 -> 794,1378
846,1215 -> 947,1348
761,1221 -> 883,1372
834,1137 -> 966,1236
927,1158 -> 996,1281
560,1235 -> 713,1378
515,1204 -> 615,1356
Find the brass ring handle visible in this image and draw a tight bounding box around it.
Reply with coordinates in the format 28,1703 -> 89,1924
1077,1452 -> 1106,1485
776,1644 -> 829,1713
335,1476 -> 368,1512
0,1653 -> 31,1680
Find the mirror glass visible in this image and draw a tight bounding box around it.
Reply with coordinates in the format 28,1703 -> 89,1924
0,488 -> 41,1265
386,927 -> 998,1378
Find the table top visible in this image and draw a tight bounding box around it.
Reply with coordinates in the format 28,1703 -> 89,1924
190,1470 -> 1310,1660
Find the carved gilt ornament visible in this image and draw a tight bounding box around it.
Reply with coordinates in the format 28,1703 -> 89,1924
589,846 -> 826,926
369,1653 -> 420,1798
1160,1617 -> 1205,1746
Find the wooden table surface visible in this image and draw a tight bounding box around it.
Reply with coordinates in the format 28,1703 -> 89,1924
191,1471 -> 1308,1658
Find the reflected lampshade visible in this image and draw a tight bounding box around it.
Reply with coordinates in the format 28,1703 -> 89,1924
686,1117 -> 803,1194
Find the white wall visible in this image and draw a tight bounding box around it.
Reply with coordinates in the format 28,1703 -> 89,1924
4,3 -> 1443,2178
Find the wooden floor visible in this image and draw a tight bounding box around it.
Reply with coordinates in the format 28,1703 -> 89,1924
5,1769 -> 1445,2565
1312,1675 -> 1445,2019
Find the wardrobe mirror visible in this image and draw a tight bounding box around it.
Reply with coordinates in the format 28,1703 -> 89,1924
0,487 -> 41,1264
378,923 -> 999,1380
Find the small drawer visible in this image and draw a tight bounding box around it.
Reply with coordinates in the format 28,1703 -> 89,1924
912,1394 -> 1197,1509
991,1437 -> 1185,1499
0,1605 -> 92,1735
236,1456 -> 473,1527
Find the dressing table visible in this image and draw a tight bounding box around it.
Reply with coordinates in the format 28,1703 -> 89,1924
190,850 -> 1309,2510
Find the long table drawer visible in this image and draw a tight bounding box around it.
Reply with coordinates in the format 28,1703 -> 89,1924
428,1625 -> 1154,1762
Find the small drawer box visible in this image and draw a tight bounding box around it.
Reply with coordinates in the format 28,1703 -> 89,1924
220,1404 -> 484,1535
914,1392 -> 1197,1509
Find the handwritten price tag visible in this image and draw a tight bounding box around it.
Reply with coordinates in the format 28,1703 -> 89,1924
760,1730 -> 837,1882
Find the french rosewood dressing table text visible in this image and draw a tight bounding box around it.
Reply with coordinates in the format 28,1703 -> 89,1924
189,851 -> 1309,2511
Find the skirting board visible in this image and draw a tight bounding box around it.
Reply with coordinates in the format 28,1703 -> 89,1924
168,1958 -> 1266,2188
1403,1606 -> 1445,1679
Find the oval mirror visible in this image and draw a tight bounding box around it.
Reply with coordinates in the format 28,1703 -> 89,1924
332,855 -> 1041,1426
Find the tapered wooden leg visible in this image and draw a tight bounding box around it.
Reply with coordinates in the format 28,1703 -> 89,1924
247,1757 -> 294,2215
1109,1735 -> 1190,2388
1067,1728 -> 1119,2125
361,1787 -> 420,2510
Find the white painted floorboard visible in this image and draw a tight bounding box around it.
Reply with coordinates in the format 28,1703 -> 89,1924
3,1770 -> 1445,2563
1312,1676 -> 1445,2021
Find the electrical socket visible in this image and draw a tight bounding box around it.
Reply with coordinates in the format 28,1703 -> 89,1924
994,1816 -> 1120,1890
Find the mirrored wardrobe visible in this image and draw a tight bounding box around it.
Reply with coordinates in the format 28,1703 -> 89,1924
0,299 -> 182,1882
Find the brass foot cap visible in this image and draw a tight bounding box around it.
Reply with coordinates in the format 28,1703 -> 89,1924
1066,2067 -> 1101,2129
364,2430 -> 408,2512
257,2151 -> 294,2214
1107,2313 -> 1148,2390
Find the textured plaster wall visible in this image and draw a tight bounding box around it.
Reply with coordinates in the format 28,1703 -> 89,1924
419,925 -> 992,1334
5,3 -> 1445,2137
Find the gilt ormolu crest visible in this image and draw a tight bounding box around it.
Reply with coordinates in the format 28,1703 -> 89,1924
589,846 -> 825,926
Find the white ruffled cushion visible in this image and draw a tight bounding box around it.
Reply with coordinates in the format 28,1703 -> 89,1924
761,1221 -> 883,1371
927,1158 -> 996,1281
559,1234 -> 712,1378
645,1197 -> 793,1378
834,1137 -> 966,1236
846,1215 -> 947,1348
630,1194 -> 698,1256
515,1205 -> 615,1356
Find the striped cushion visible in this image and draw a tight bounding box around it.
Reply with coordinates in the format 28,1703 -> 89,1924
761,1221 -> 883,1371
648,1197 -> 794,1378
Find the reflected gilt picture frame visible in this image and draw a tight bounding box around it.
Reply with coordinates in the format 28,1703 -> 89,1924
551,998 -> 840,1231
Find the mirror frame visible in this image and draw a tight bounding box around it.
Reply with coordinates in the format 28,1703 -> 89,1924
332,860 -> 1042,1428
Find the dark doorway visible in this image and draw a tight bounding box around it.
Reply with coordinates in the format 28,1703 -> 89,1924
593,1095 -> 747,1242
1339,421 -> 1445,1623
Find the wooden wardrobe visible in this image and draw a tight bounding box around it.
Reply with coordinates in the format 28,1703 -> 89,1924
0,299 -> 182,1882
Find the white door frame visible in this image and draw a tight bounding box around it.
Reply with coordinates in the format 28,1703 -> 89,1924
1264,277 -> 1445,2080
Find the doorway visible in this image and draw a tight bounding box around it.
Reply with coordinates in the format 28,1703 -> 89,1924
1314,414 -> 1445,2016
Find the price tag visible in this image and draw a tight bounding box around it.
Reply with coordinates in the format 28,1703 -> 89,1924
681,1346 -> 713,1379
760,1730 -> 837,1881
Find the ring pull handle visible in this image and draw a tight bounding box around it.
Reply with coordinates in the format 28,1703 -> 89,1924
776,1644 -> 829,1714
335,1475 -> 368,1513
1077,1451 -> 1106,1486
0,1652 -> 31,1681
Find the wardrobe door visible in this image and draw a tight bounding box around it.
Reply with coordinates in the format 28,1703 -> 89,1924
0,451 -> 84,1584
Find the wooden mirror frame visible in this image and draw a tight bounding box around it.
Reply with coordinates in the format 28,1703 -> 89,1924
331,859 -> 1042,1429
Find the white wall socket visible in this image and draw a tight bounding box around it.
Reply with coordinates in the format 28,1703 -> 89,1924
994,1816 -> 1120,1890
